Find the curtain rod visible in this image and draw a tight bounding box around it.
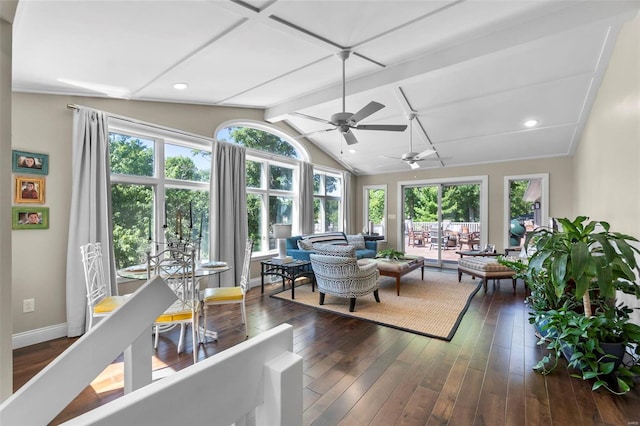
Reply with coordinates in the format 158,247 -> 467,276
66,103 -> 216,144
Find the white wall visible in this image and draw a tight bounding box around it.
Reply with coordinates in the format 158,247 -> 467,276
573,14 -> 640,324
1,0 -> 18,401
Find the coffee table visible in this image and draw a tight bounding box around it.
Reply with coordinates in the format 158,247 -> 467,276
373,256 -> 425,296
260,259 -> 315,299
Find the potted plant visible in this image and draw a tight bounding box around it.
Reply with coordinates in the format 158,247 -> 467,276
376,248 -> 405,260
522,216 -> 640,393
533,303 -> 640,394
525,216 -> 640,315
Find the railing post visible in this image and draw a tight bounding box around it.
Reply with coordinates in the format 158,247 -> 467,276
256,351 -> 303,426
123,327 -> 153,393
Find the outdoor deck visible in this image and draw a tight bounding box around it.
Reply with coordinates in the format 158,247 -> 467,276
403,240 -> 469,265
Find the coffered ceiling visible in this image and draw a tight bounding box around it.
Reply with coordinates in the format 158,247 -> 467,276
12,1 -> 639,174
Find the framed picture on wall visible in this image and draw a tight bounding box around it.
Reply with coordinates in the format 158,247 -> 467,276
14,176 -> 45,204
12,207 -> 49,230
12,150 -> 49,175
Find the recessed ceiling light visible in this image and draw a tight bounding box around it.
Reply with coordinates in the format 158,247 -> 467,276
349,149 -> 356,154
173,82 -> 188,90
524,119 -> 538,128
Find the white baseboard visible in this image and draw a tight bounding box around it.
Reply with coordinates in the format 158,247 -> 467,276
12,277 -> 268,349
13,323 -> 67,349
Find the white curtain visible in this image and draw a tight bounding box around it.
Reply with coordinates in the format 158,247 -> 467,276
210,142 -> 247,286
298,161 -> 315,235
65,108 -> 115,336
342,171 -> 352,234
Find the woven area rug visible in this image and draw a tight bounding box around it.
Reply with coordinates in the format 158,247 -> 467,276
270,269 -> 481,341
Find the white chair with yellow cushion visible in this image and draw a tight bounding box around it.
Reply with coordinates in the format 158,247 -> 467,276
200,239 -> 253,341
80,242 -> 128,330
147,247 -> 200,363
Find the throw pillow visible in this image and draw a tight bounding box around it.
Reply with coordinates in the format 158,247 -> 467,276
313,243 -> 356,258
297,239 -> 314,250
346,234 -> 366,249
301,232 -> 347,246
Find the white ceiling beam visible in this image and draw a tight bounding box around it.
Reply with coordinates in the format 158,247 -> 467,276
265,0 -> 639,123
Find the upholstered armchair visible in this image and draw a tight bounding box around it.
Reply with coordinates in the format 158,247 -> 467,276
310,244 -> 380,312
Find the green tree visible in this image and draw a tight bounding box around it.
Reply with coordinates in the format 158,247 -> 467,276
442,184 -> 480,221
165,156 -> 199,181
110,133 -> 210,268
109,133 -> 153,176
367,189 -> 385,223
510,180 -> 533,219
110,134 -> 155,269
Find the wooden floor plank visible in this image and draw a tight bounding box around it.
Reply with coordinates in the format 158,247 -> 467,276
447,367 -> 485,425
396,386 -> 439,426
475,344 -> 511,425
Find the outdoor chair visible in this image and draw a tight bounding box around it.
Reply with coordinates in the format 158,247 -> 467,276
408,229 -> 425,247
459,231 -> 480,250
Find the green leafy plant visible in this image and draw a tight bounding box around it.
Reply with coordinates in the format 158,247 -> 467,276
376,248 -> 405,260
522,216 -> 640,394
533,304 -> 640,394
526,216 -> 640,315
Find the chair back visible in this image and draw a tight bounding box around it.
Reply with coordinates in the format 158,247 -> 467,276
147,248 -> 197,301
239,239 -> 254,293
80,242 -> 108,308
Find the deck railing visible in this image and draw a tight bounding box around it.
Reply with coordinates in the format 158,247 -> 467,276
406,221 -> 481,233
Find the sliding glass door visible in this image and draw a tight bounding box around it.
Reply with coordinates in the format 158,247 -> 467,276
401,177 -> 486,267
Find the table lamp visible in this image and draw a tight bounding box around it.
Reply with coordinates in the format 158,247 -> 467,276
272,224 -> 293,263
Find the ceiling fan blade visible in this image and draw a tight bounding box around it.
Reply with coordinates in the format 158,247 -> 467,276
347,101 -> 385,124
343,130 -> 359,145
414,149 -> 437,159
290,112 -> 333,125
379,154 -> 403,160
293,128 -> 335,139
355,124 -> 408,132
416,156 -> 452,162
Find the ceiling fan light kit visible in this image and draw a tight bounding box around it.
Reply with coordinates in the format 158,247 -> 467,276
381,112 -> 441,169
292,50 -> 407,146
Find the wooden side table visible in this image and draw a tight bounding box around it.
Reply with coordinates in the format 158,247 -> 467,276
455,250 -> 499,259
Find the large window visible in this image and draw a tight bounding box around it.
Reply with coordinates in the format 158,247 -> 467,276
217,121 -> 346,256
109,124 -> 211,269
313,171 -> 343,233
218,123 -> 302,255
363,185 -> 386,239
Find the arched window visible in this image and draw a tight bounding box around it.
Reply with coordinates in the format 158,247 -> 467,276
215,121 -> 310,254
216,120 -> 308,161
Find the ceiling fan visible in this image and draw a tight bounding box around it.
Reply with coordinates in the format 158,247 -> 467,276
381,112 -> 440,169
292,50 -> 407,145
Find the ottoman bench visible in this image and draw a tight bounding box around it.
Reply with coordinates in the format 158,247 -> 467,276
458,256 -> 516,292
368,255 -> 425,296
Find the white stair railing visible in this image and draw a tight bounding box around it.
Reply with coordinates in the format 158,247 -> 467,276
62,323 -> 302,426
1,275 -> 302,426
0,275 -> 177,425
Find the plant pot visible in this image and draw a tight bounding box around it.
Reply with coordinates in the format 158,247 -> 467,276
533,317 -> 555,340
560,340 -> 625,374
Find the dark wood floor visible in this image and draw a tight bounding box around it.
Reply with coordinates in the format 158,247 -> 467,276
13,269 -> 640,425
